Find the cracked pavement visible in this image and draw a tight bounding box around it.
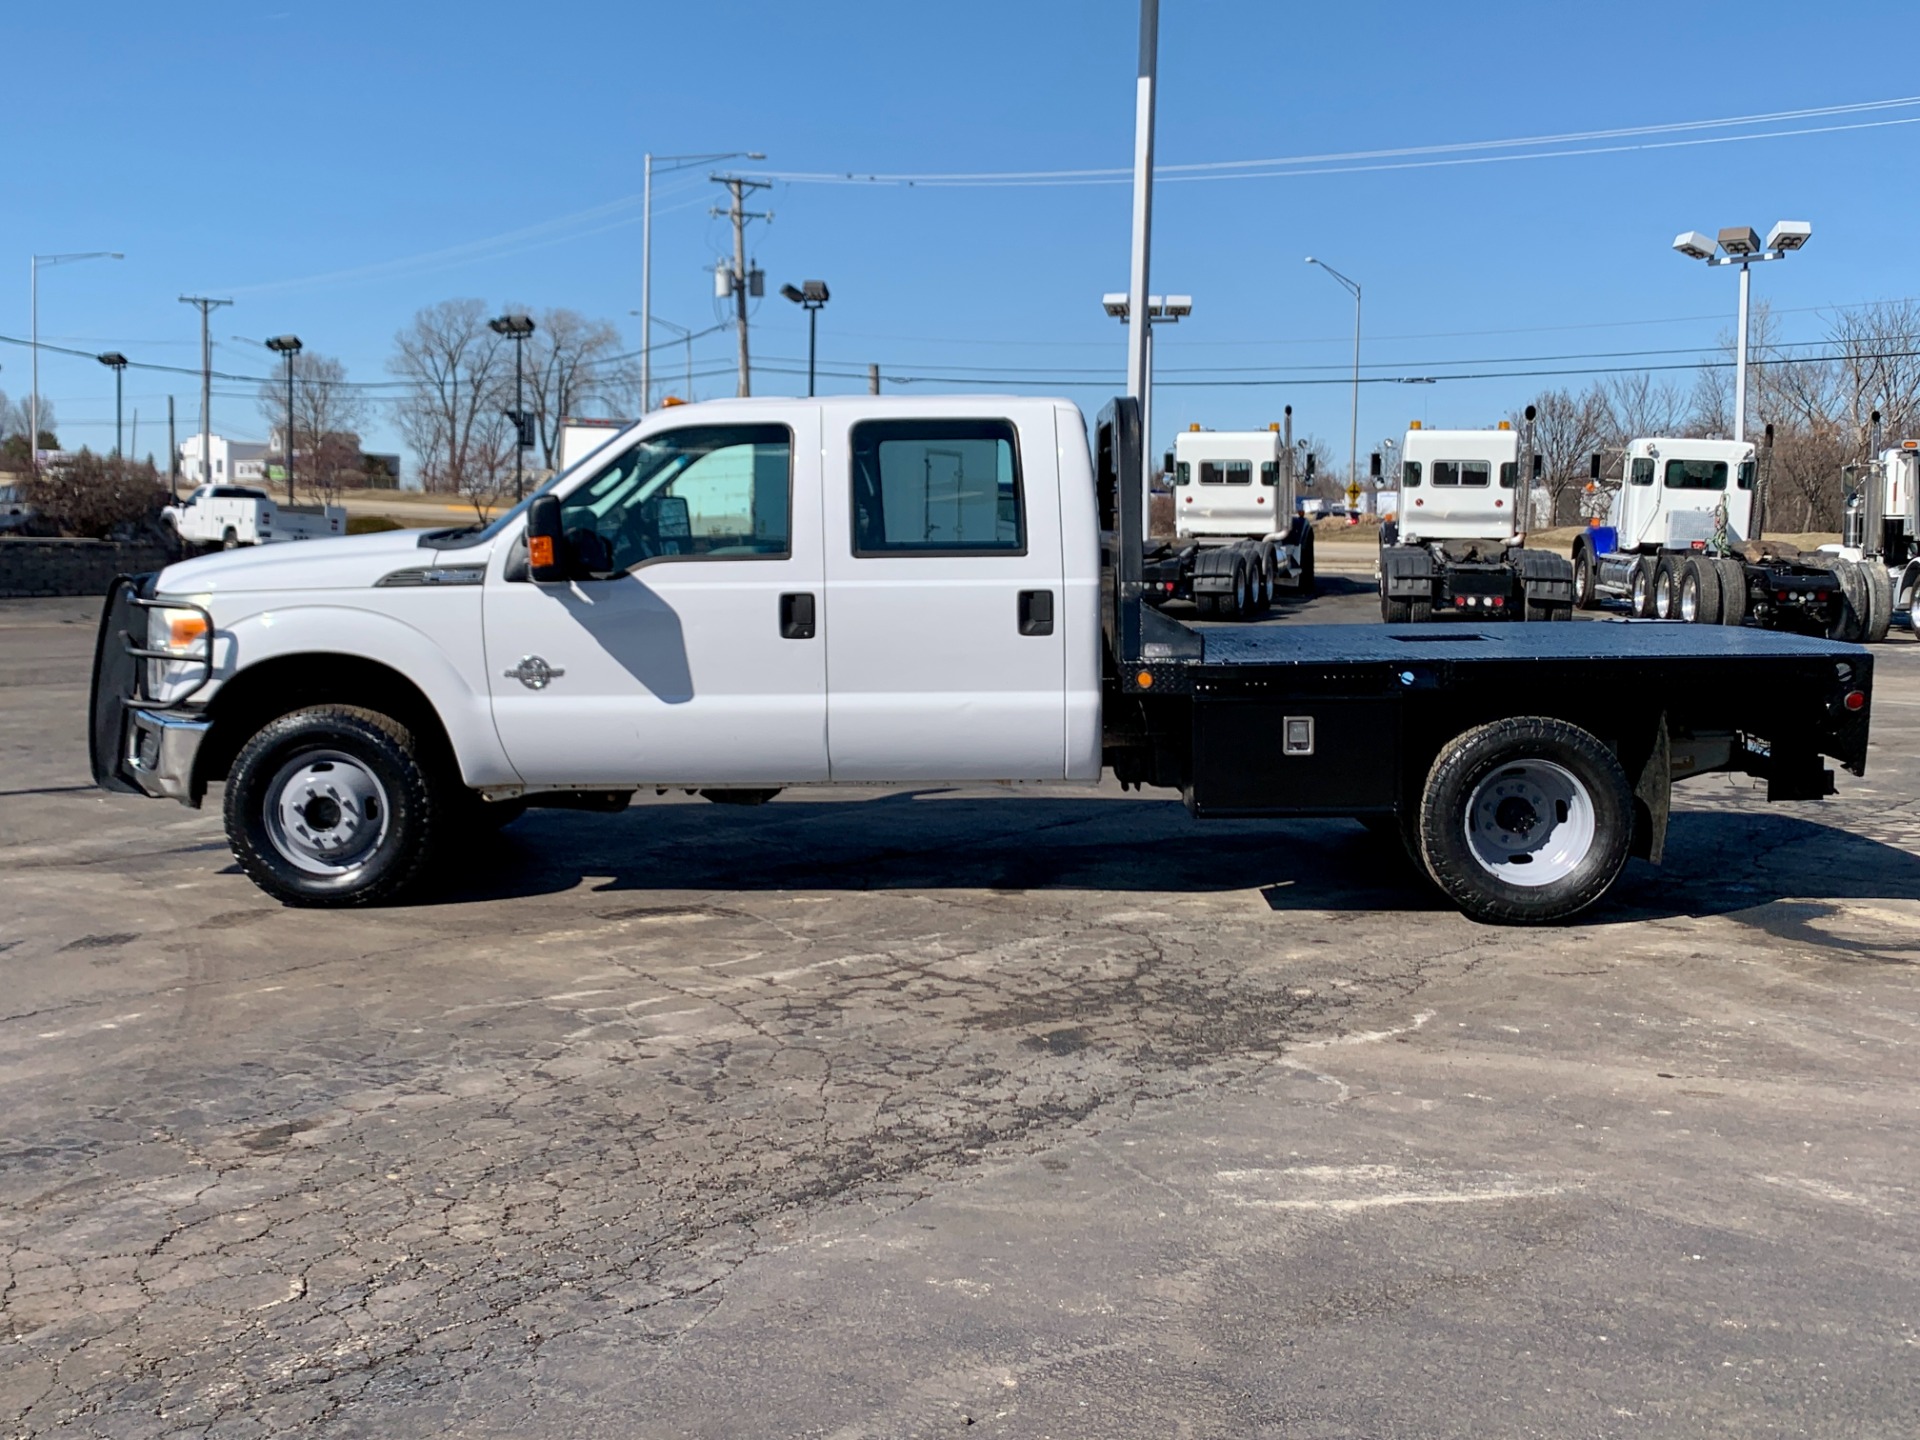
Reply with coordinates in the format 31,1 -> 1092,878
2,594 -> 1917,1438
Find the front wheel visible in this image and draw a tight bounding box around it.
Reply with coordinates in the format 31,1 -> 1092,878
1416,717 -> 1633,925
1572,545 -> 1597,610
1630,557 -> 1658,618
224,705 -> 442,906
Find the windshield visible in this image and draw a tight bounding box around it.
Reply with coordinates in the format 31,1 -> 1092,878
1665,459 -> 1728,490
424,419 -> 640,547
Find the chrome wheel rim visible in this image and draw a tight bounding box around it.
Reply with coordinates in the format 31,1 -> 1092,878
1632,570 -> 1649,614
1679,575 -> 1699,622
263,749 -> 390,876
1463,759 -> 1596,888
1655,569 -> 1674,618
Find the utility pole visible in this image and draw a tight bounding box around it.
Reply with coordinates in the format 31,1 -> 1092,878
167,396 -> 178,501
868,363 -> 880,396
178,296 -> 231,485
711,174 -> 770,397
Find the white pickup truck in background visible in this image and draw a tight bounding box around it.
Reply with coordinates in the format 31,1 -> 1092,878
161,485 -> 347,550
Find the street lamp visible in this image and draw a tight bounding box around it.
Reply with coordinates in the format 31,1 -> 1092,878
640,149 -> 765,412
264,335 -> 303,502
96,352 -> 129,459
1099,292 -> 1191,486
1671,220 -> 1811,442
489,312 -> 537,499
30,251 -> 123,476
780,280 -> 830,396
1305,257 -> 1363,512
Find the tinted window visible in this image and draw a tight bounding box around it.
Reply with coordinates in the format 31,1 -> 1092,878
1259,461 -> 1278,485
1737,460 -> 1756,490
559,424 -> 791,574
1402,461 -> 1421,488
1666,459 -> 1728,490
1175,462 -> 1190,485
1432,461 -> 1491,487
1630,458 -> 1655,486
1200,460 -> 1252,485
1499,462 -> 1518,489
852,419 -> 1024,555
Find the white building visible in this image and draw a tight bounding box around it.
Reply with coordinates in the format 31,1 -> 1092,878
179,434 -> 270,488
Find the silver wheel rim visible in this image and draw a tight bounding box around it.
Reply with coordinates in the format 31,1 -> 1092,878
263,749 -> 391,876
1234,569 -> 1247,611
1680,575 -> 1699,623
1463,758 -> 1596,888
1632,570 -> 1649,613
1655,570 -> 1674,618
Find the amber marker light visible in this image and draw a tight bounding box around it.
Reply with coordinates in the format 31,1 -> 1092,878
529,535 -> 556,568
1136,670 -> 1154,689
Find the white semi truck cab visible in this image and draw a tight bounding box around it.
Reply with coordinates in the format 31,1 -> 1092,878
1838,439 -> 1920,636
1171,425 -> 1293,541
92,394 -> 1875,926
1572,434 -> 1894,641
1374,418 -> 1572,622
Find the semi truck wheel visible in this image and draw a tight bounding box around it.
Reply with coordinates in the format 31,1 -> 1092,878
1653,556 -> 1681,619
1678,556 -> 1722,624
1862,562 -> 1893,643
1713,559 -> 1748,626
1408,598 -> 1434,622
1229,559 -> 1250,618
1572,544 -> 1597,609
1630,557 -> 1658,618
1416,717 -> 1633,925
1381,591 -> 1412,623
224,705 -> 442,907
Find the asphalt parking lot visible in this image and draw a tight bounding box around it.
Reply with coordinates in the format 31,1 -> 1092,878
3,591 -> 1917,1439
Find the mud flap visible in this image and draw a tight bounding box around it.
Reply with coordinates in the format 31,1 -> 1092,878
1629,712 -> 1670,864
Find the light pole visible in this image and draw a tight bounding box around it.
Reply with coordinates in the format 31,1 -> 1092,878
780,281 -> 831,396
96,352 -> 129,459
1101,292 -> 1191,495
490,313 -> 536,500
30,251 -> 123,476
1672,221 -> 1811,442
1305,256 -> 1362,511
629,314 -> 729,404
265,335 -> 303,502
640,150 -> 764,413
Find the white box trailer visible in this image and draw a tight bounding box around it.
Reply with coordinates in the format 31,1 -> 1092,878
557,417 -> 631,475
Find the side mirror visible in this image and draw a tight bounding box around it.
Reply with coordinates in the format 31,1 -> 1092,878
1533,454 -> 1544,479
1162,451 -> 1175,476
1589,452 -> 1602,480
527,494 -> 568,582
1369,452 -> 1382,479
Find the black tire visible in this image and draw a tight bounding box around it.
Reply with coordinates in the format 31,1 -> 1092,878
1408,598 -> 1435,623
1547,601 -> 1571,621
1264,545 -> 1281,605
1250,555 -> 1271,614
1381,591 -> 1412,624
1196,593 -> 1218,618
1678,556 -> 1722,624
1523,592 -> 1553,622
1572,542 -> 1597,610
1416,717 -> 1634,925
224,705 -> 442,907
222,527 -> 240,551
1862,562 -> 1893,644
1713,558 -> 1748,627
1827,561 -> 1869,643
1629,556 -> 1658,618
1653,555 -> 1682,620
1230,559 -> 1250,618
1296,528 -> 1316,596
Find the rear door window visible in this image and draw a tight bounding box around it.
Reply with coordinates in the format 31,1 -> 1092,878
851,418 -> 1025,555
1665,459 -> 1728,490
1432,461 -> 1490,487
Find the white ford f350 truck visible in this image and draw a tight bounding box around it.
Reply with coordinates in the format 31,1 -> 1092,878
162,484 -> 347,550
93,395 -> 1874,924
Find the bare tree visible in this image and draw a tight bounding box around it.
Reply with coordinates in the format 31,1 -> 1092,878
523,309 -> 625,470
1513,385 -> 1611,526
1603,371 -> 1690,442
389,299 -> 514,502
257,352 -> 370,502
1828,298 -> 1920,448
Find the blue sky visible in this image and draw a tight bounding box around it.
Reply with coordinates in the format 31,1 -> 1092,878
6,0 -> 1917,480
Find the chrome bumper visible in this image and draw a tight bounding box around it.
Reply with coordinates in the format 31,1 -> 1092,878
126,707 -> 210,805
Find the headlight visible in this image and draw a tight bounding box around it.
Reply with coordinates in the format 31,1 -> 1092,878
148,605 -> 210,656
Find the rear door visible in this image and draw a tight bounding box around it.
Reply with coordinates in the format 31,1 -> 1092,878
821,410 -> 1067,781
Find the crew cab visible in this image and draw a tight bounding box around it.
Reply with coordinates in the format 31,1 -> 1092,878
162,484 -> 347,550
93,395 -> 1874,925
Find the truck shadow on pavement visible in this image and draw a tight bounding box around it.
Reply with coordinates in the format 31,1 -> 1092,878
426,794 -> 1920,931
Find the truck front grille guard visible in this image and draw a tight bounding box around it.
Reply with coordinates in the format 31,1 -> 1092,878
124,594 -> 216,704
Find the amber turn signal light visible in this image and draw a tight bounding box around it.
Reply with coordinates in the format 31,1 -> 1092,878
529,535 -> 556,568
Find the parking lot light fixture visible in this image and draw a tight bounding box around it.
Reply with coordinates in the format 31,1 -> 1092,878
1671,220 -> 1811,442
489,313 -> 537,499
264,335 -> 303,501
96,351 -> 130,459
781,280 -> 830,396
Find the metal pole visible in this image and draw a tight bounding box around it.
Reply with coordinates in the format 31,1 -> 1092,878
1143,322 -> 1154,482
514,333 -> 526,501
807,305 -> 818,397
168,395 -> 178,501
641,152 -> 653,413
115,367 -> 124,460
1734,262 -> 1751,443
868,362 -> 880,396
1349,285 -> 1362,509
1126,0 -> 1158,535
285,351 -> 297,503
686,333 -> 694,399
28,258 -> 37,478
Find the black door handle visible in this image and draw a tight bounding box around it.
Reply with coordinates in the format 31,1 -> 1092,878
1018,589 -> 1054,636
780,592 -> 816,639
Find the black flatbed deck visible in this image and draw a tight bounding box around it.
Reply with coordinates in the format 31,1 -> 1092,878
1197,619 -> 1866,668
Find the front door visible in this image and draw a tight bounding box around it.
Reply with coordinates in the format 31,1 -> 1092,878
821,412 -> 1067,782
484,416 -> 828,787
